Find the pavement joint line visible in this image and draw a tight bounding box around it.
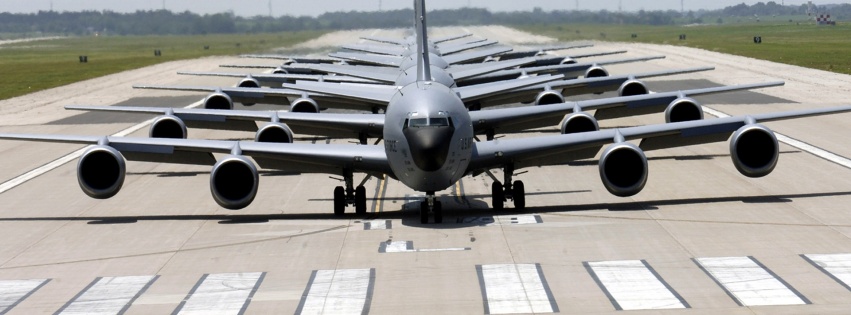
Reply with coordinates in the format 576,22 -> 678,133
0,99 -> 204,195
703,106 -> 851,170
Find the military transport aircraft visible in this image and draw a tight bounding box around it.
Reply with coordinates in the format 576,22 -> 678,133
1,0 -> 850,226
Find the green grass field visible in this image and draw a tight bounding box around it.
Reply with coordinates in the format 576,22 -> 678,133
521,22 -> 851,75
0,31 -> 324,101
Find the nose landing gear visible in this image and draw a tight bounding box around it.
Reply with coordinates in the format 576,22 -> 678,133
419,192 -> 443,224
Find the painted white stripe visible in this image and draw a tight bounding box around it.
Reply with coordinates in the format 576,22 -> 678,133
703,106 -> 851,169
459,214 -> 542,226
803,253 -> 851,290
297,268 -> 373,315
363,220 -> 390,230
479,264 -> 556,314
379,241 -> 470,253
0,100 -> 204,195
176,272 -> 264,315
0,279 -> 49,313
586,260 -> 687,310
58,275 -> 157,315
696,256 -> 807,306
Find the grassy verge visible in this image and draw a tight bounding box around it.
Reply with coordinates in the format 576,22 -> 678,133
519,22 -> 851,75
0,31 -> 325,100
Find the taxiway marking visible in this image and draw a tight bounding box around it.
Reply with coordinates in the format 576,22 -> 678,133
173,272 -> 265,315
57,275 -> 157,315
585,260 -> 688,311
295,268 -> 375,315
477,263 -> 558,314
802,253 -> 851,291
0,279 -> 49,314
378,241 -> 470,253
363,220 -> 391,230
694,256 -> 809,306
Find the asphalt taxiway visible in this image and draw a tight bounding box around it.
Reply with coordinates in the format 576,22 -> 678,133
0,27 -> 850,314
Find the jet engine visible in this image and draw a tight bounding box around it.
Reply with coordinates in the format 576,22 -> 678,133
272,67 -> 289,74
729,124 -> 778,178
236,77 -> 261,106
210,155 -> 259,210
560,57 -> 577,65
149,115 -> 187,139
255,123 -> 294,143
534,90 -> 565,106
664,97 -> 704,123
560,112 -> 599,134
203,92 -> 234,110
77,145 -> 126,199
290,97 -> 320,113
598,142 -> 648,197
617,79 -> 649,97
584,66 -> 609,78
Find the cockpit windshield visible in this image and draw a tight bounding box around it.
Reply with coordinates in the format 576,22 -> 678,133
406,117 -> 451,128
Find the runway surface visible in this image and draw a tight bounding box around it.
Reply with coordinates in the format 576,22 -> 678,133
0,26 -> 851,314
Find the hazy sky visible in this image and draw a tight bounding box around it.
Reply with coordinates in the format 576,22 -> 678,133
4,1 -> 832,17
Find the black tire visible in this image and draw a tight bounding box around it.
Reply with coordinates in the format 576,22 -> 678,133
491,181 -> 504,211
333,186 -> 345,216
433,201 -> 443,224
513,180 -> 526,210
355,185 -> 367,214
420,202 -> 429,224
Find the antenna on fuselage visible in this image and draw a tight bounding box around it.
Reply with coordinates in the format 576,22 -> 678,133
414,0 -> 432,82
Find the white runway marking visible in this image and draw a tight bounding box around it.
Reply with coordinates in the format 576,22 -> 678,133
695,256 -> 809,306
378,241 -> 470,253
477,264 -> 558,314
802,253 -> 851,291
174,272 -> 265,315
458,214 -> 543,226
0,100 -> 204,196
363,220 -> 391,230
703,107 -> 851,170
296,268 -> 375,315
0,279 -> 49,314
57,275 -> 157,315
585,260 -> 688,310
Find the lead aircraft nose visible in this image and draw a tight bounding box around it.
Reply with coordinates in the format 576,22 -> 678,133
403,118 -> 455,172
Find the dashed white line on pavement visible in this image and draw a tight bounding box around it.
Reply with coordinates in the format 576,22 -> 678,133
694,256 -> 809,306
585,260 -> 688,310
476,263 -> 558,314
363,220 -> 391,230
378,241 -> 470,253
0,279 -> 50,314
173,272 -> 265,315
57,275 -> 157,315
802,253 -> 851,291
295,268 -> 375,315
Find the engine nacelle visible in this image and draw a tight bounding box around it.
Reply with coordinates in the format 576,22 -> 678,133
203,92 -> 234,110
236,77 -> 260,106
560,57 -> 577,65
255,123 -> 294,143
730,124 -> 778,178
534,90 -> 565,106
210,155 -> 259,210
290,97 -> 320,113
665,97 -> 704,123
482,56 -> 498,63
618,79 -> 649,97
560,112 -> 600,134
149,115 -> 187,139
599,142 -> 648,197
584,66 -> 609,78
77,145 -> 126,199
272,67 -> 289,74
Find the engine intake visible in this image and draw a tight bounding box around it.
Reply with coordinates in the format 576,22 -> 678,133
255,123 -> 294,143
290,97 -> 320,113
560,57 -> 577,65
618,79 -> 649,97
203,92 -> 233,110
210,155 -> 259,210
534,90 -> 565,106
599,143 -> 648,197
730,124 -> 778,178
665,98 -> 704,123
272,67 -> 289,74
584,66 -> 609,78
77,145 -> 126,199
236,77 -> 261,106
560,112 -> 599,134
149,115 -> 187,139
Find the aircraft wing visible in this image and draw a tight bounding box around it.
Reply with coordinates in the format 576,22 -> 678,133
359,36 -> 407,46
468,105 -> 851,171
432,33 -> 472,43
296,64 -> 401,83
461,56 -> 665,83
327,52 -> 404,67
239,55 -> 341,64
341,43 -> 409,56
442,46 -> 514,65
280,82 -> 397,105
497,44 -> 594,59
447,57 -> 538,81
439,39 -> 498,55
569,50 -> 628,59
455,75 -> 565,103
468,81 -> 785,134
176,72 -> 381,85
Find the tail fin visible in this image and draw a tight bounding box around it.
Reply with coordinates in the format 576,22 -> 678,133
414,0 -> 432,82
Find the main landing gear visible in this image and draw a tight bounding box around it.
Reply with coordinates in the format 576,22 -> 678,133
491,164 -> 526,211
332,170 -> 367,216
419,192 -> 442,224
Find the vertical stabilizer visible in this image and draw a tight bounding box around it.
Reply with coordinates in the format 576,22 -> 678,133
414,0 -> 432,82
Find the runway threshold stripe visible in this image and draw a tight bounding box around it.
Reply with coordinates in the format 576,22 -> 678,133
584,260 -> 688,310
694,256 -> 809,306
0,279 -> 50,314
0,100 -> 204,196
173,272 -> 265,315
703,107 -> 851,170
802,253 -> 851,291
477,264 -> 558,314
295,268 -> 375,315
56,275 -> 158,315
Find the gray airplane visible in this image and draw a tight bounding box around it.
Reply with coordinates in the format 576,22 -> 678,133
2,0 -> 851,225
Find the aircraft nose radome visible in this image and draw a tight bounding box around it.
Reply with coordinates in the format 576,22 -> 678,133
403,126 -> 454,172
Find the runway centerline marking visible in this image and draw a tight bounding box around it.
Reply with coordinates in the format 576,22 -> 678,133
476,263 -> 558,314
56,275 -> 158,315
173,272 -> 265,315
802,253 -> 851,291
295,268 -> 375,315
585,260 -> 688,310
694,256 -> 809,306
0,279 -> 50,314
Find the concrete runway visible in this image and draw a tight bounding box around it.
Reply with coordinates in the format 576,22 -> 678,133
0,27 -> 851,314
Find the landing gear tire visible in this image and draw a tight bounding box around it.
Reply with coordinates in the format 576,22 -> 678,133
355,185 -> 367,215
513,180 -> 526,210
433,201 -> 443,224
492,181 -> 504,211
333,186 -> 345,216
420,202 -> 429,224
